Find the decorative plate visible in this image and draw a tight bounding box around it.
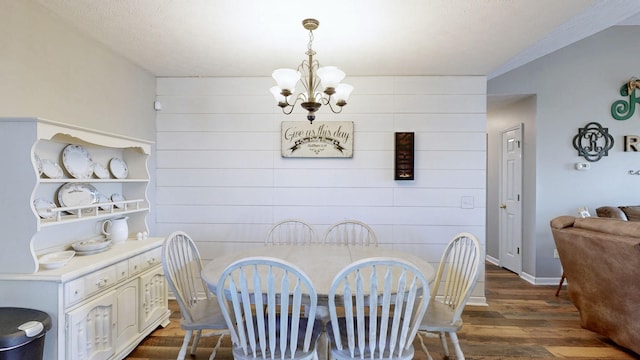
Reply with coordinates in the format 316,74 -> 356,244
41,159 -> 64,179
57,182 -> 99,214
72,236 -> 112,252
109,157 -> 128,179
33,198 -> 57,219
39,250 -> 75,270
34,153 -> 43,176
97,193 -> 112,211
62,144 -> 93,179
75,243 -> 113,256
111,193 -> 126,209
93,163 -> 110,179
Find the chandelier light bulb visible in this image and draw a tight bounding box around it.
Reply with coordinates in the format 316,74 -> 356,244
317,66 -> 346,93
334,84 -> 354,106
272,69 -> 301,93
270,86 -> 287,106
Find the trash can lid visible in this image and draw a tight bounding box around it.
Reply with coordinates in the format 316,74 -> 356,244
0,308 -> 52,349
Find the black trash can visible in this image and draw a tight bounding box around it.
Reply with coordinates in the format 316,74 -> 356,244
0,308 -> 52,360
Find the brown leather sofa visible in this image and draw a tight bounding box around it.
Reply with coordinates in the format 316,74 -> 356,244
550,215 -> 640,355
595,205 -> 640,221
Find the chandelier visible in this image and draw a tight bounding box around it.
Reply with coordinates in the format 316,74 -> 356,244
270,18 -> 353,123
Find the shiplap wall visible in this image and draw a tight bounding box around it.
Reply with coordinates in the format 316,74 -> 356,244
155,76 -> 487,303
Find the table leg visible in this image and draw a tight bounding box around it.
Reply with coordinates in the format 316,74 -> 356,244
317,329 -> 328,360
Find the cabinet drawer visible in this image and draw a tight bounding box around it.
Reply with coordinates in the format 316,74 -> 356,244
129,255 -> 143,275
85,265 -> 118,297
64,265 -> 117,307
116,260 -> 129,281
140,248 -> 161,272
65,278 -> 86,307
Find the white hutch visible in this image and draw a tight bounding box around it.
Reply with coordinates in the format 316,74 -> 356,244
0,118 -> 169,359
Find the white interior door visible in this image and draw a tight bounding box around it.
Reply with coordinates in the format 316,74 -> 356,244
499,125 -> 523,274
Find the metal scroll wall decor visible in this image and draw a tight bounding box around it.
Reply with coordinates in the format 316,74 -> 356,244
611,77 -> 640,120
572,122 -> 614,162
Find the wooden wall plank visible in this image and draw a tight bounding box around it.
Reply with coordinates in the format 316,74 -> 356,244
154,75 -> 488,297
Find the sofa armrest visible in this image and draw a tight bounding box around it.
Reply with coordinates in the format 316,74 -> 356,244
550,215 -> 576,230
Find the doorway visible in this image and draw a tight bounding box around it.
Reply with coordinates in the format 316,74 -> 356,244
499,124 -> 523,274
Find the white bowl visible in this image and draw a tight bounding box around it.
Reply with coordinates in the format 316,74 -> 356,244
39,251 -> 75,270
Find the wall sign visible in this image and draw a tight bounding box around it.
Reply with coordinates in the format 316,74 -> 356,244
281,121 -> 353,158
572,122 -> 614,162
394,132 -> 415,180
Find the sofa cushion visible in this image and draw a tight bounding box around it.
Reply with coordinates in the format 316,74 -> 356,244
620,206 -> 640,221
595,206 -> 628,220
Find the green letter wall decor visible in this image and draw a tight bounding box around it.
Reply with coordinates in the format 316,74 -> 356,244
611,77 -> 640,120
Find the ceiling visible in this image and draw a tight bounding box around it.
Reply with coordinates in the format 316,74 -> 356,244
33,0 -> 640,79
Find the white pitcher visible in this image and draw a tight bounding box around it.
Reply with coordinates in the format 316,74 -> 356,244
102,216 -> 129,244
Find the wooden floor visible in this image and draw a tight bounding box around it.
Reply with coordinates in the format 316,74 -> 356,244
126,263 -> 639,359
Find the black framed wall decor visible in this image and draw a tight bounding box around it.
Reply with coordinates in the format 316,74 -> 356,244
394,132 -> 414,180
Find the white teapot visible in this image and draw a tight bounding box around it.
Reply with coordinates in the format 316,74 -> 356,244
102,216 -> 129,244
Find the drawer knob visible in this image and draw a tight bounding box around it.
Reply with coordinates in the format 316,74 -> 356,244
96,278 -> 108,287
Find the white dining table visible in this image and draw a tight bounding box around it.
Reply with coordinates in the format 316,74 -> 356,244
201,244 -> 435,298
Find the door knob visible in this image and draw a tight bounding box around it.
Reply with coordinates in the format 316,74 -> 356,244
500,203 -> 506,209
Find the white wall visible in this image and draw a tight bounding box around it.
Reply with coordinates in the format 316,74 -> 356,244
0,0 -> 156,140
155,75 -> 487,302
489,25 -> 640,279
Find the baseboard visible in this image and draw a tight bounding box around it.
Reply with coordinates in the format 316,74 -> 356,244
520,272 -> 563,285
485,255 -> 499,266
485,257 -> 562,286
467,296 -> 488,306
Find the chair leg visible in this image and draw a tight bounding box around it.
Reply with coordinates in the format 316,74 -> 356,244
439,332 -> 450,358
416,332 -> 434,360
178,330 -> 193,360
448,332 -> 465,360
190,329 -> 202,355
209,333 -> 225,360
555,272 -> 565,296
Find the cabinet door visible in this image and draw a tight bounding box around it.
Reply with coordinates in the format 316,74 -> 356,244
66,290 -> 116,360
139,266 -> 167,331
115,278 -> 139,353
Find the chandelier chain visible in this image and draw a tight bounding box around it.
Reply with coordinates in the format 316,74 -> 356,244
307,29 -> 315,55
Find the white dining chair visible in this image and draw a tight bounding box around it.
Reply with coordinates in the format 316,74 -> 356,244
323,220 -> 378,246
264,219 -> 319,245
162,231 -> 229,360
417,232 -> 482,360
216,256 -> 323,360
326,257 -> 430,360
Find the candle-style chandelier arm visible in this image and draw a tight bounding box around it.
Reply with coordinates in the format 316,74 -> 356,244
321,97 -> 345,114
